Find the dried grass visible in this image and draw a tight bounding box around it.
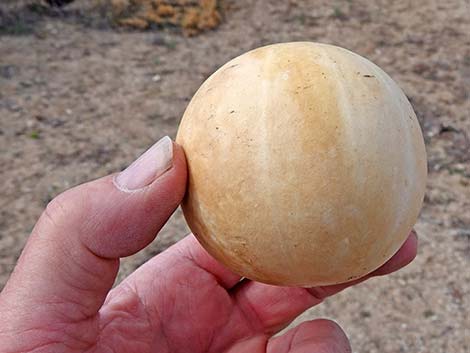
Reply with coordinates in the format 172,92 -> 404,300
106,0 -> 222,35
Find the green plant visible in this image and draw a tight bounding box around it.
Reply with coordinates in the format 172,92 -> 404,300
29,130 -> 40,139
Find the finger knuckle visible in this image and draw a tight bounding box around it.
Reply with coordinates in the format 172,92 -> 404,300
42,190 -> 76,229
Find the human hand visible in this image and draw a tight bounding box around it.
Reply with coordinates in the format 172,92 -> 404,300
0,136 -> 417,353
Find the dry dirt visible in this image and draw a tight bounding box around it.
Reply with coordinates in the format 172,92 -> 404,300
1,0 -> 469,352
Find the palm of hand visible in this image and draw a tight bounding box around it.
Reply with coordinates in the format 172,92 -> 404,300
95,236 -> 337,353
93,234 -> 411,353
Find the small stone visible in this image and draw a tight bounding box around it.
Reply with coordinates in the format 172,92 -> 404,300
423,309 -> 435,318
0,65 -> 15,79
20,81 -> 33,88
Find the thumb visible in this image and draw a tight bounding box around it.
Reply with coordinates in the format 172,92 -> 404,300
1,136 -> 187,323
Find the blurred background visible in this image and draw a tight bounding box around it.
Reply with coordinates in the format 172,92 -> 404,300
0,1 -> 469,352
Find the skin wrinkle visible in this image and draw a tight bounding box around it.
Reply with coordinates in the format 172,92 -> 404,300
183,243 -> 239,289
305,286 -> 329,302
98,281 -> 156,353
176,279 -> 210,351
62,321 -> 98,351
48,243 -> 116,320
37,297 -> 95,325
44,189 -> 88,247
62,334 -> 95,352
155,278 -> 176,353
207,301 -> 252,352
66,242 -> 116,286
98,315 -> 152,352
286,324 -> 304,353
43,201 -> 65,231
0,327 -> 60,353
0,289 -> 100,350
50,317 -> 98,351
233,288 -> 270,334
182,279 -> 221,351
21,341 -> 63,353
165,251 -> 231,352
129,258 -> 180,352
244,288 -> 304,334
57,259 -> 114,305
261,336 -> 269,353
90,341 -> 115,353
1,322 -> 97,353
146,303 -> 170,353
204,329 -> 216,353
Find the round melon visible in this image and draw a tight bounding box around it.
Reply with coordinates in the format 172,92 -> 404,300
176,42 -> 427,287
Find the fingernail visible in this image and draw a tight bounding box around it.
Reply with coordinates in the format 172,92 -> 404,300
115,136 -> 173,191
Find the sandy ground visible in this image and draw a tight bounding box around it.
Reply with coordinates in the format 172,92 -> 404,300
1,0 -> 469,352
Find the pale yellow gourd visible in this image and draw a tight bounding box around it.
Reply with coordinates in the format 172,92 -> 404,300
176,42 -> 427,287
